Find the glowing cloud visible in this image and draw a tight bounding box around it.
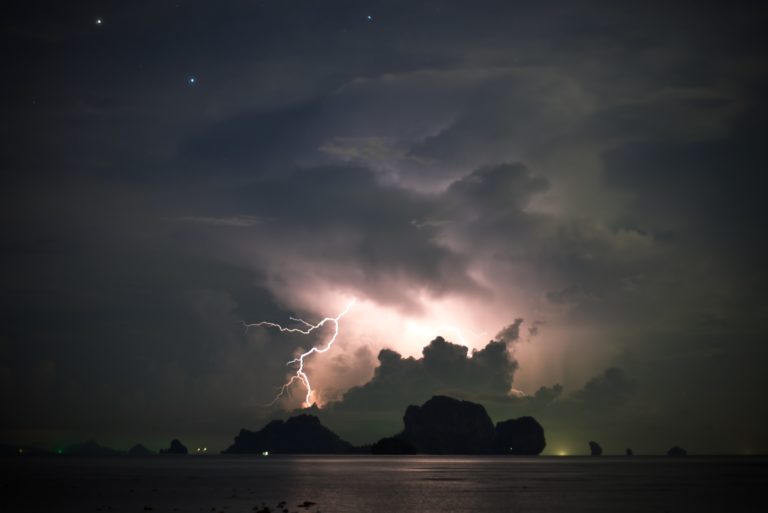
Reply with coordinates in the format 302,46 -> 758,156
405,322 -> 487,348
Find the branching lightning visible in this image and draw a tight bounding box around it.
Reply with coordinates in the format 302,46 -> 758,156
244,299 -> 356,408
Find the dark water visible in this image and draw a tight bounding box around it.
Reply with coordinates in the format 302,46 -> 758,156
2,456 -> 766,512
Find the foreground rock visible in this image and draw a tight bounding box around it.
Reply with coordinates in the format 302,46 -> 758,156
400,396 -> 496,454
224,414 -> 353,454
589,441 -> 603,456
160,439 -> 188,455
494,416 -> 546,455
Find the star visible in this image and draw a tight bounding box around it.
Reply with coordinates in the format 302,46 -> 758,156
95,18 -> 103,26
188,77 -> 197,85
367,15 -> 373,22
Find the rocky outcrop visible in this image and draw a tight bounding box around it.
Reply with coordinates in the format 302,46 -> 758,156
223,414 -> 353,454
370,437 -> 418,455
494,416 -> 546,455
400,396 -> 496,454
160,439 -> 188,455
667,446 -> 687,457
128,444 -> 154,456
224,396 -> 546,456
589,441 -> 603,456
64,440 -> 123,456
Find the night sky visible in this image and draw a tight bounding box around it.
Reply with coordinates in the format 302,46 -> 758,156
2,0 -> 767,455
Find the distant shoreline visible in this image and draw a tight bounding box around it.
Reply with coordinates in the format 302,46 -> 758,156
3,453 -> 766,459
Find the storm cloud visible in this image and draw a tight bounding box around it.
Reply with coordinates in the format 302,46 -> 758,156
2,0 -> 767,454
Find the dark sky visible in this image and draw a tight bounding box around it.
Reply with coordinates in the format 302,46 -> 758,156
2,0 -> 767,455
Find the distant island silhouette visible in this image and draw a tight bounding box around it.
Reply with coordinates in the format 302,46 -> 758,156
667,445 -> 688,457
387,395 -> 547,455
1,396 -> 698,457
370,437 -> 418,455
495,415 -> 547,455
225,395 -> 547,455
160,439 -> 189,455
62,440 -> 123,457
128,444 -> 155,456
223,414 -> 353,454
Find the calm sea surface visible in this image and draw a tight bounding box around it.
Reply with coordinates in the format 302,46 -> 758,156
2,455 -> 766,513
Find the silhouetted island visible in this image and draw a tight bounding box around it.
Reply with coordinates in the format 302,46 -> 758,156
589,441 -> 603,456
65,440 -> 123,456
400,396 -> 496,454
370,437 -> 418,455
128,444 -> 155,456
160,439 -> 188,455
373,395 -> 547,455
224,395 -> 547,455
495,416 -> 546,455
224,414 -> 353,454
667,445 -> 688,457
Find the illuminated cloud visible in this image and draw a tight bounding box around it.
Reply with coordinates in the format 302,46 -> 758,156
314,331 -> 522,443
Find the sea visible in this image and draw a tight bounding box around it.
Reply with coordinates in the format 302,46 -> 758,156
1,455 -> 766,513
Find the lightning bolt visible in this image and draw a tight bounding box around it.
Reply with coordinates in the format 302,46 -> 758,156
244,299 -> 356,408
